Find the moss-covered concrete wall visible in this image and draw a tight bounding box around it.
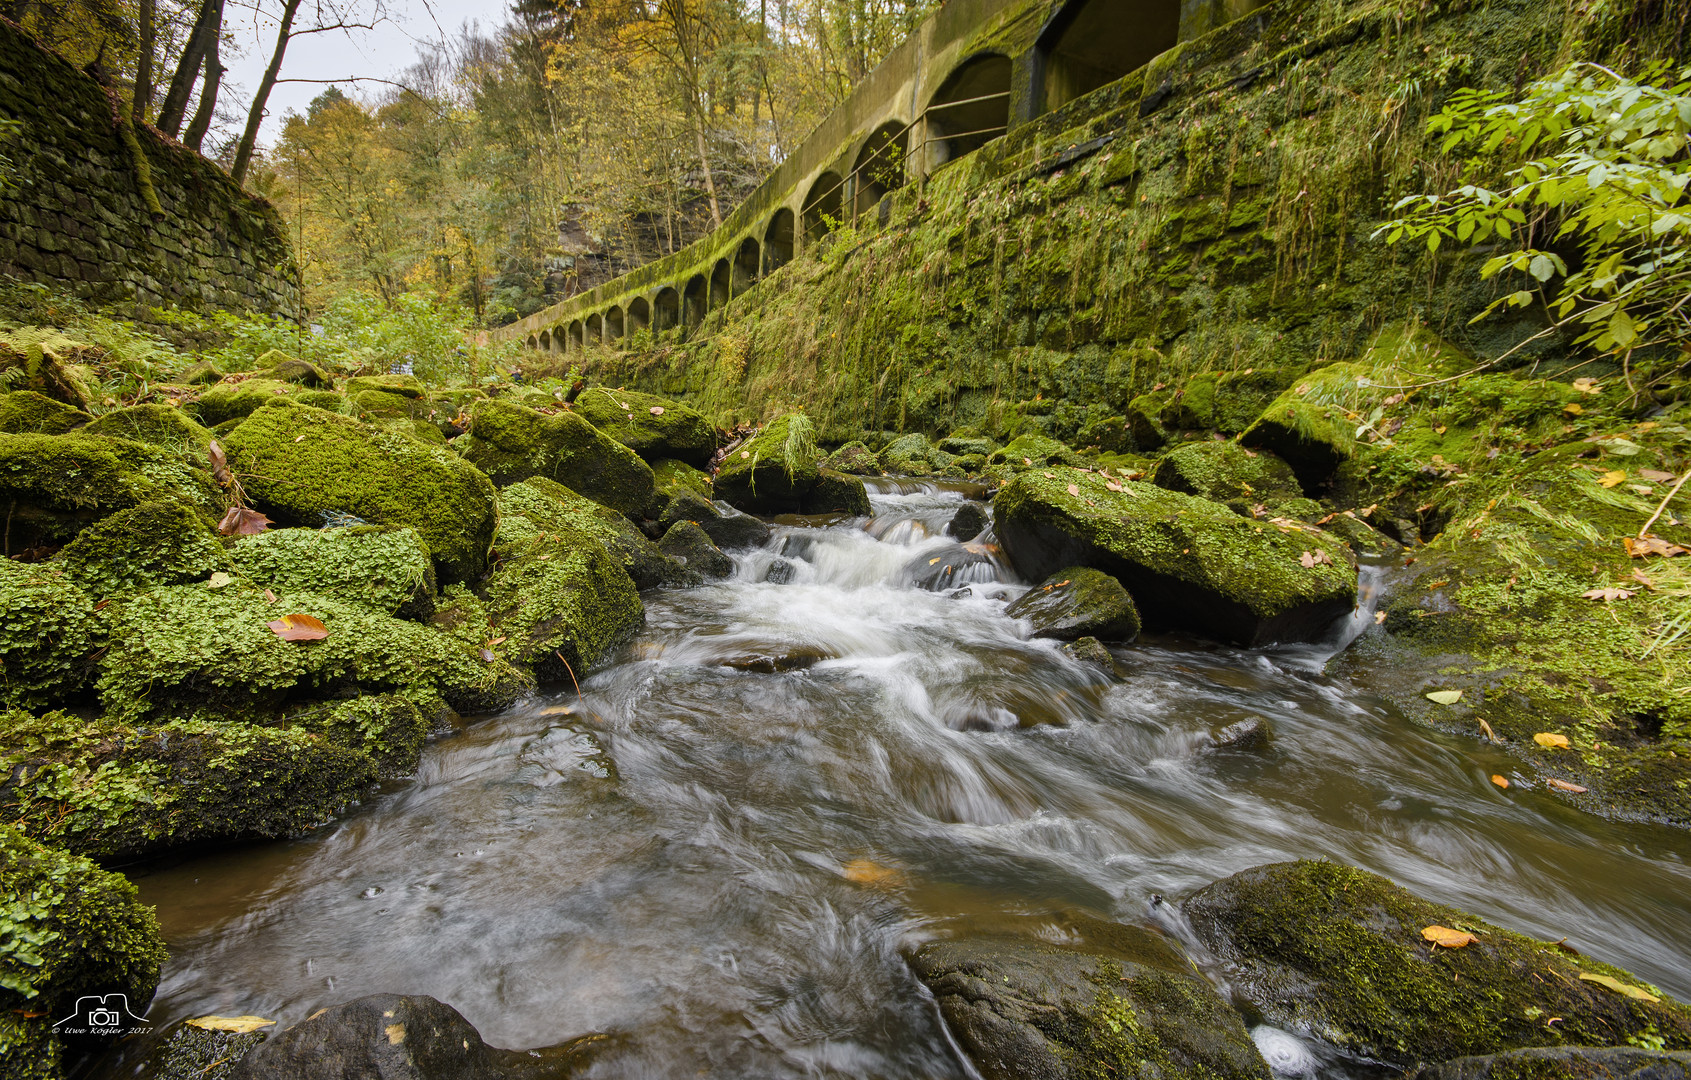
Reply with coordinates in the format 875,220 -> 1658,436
0,20 -> 301,317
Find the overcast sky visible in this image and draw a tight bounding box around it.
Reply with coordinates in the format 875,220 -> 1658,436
218,0 -> 499,148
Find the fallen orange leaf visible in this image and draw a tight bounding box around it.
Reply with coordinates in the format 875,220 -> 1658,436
217,506 -> 272,536
1422,925 -> 1479,948
267,613 -> 329,642
1624,535 -> 1689,558
1491,774 -> 1510,789
1546,777 -> 1587,793
841,858 -> 903,888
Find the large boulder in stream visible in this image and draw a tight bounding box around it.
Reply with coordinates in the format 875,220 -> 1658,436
1183,861 -> 1691,1069
1239,363 -> 1367,492
1006,567 -> 1140,642
501,477 -> 682,590
223,403 -> 498,584
657,490 -> 771,550
908,916 -> 1270,1080
1152,440 -> 1301,505
1413,1047 -> 1691,1080
993,469 -> 1355,646
573,387 -> 716,467
227,994 -> 602,1080
457,398 -> 657,518
714,414 -> 820,515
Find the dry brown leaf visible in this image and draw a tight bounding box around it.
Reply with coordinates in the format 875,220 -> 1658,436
1491,774 -> 1510,789
1564,402 -> 1584,415
267,613 -> 329,642
1581,587 -> 1635,601
1374,610 -> 1388,625
1478,718 -> 1501,744
1572,377 -> 1602,394
1300,550 -> 1317,568
186,1015 -> 276,1033
263,589 -> 277,603
1640,468 -> 1676,482
1105,480 -> 1123,492
217,506 -> 272,536
207,440 -> 232,488
1546,777 -> 1587,793
1534,732 -> 1572,750
1422,925 -> 1479,948
1625,535 -> 1689,558
841,858 -> 903,888
1066,483 -> 1081,497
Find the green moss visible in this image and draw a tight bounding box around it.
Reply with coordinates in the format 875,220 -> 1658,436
0,709 -> 378,861
499,477 -> 678,590
1006,566 -> 1141,641
269,358 -> 332,388
823,440 -> 881,475
804,469 -> 872,515
82,403 -> 214,453
223,403 -> 497,583
286,689 -> 439,779
1185,860 -> 1691,1066
0,823 -> 165,1073
96,583 -> 528,722
190,378 -> 304,426
574,387 -> 717,467
988,433 -> 1086,469
1152,440 -> 1301,503
650,457 -> 713,504
53,500 -> 230,600
230,525 -> 436,618
344,374 -> 425,399
0,561 -> 100,708
0,391 -> 88,434
714,414 -> 821,514
880,433 -> 936,476
457,399 -> 658,519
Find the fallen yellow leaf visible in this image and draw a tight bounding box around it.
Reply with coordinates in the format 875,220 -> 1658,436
1426,690 -> 1464,705
186,1015 -> 277,1033
1534,732 -> 1571,750
1422,925 -> 1479,948
1598,470 -> 1628,488
1579,973 -> 1660,1002
1491,774 -> 1510,789
841,858 -> 903,888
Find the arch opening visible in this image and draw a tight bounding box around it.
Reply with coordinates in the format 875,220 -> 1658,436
605,306 -> 625,343
764,209 -> 794,275
732,238 -> 760,298
853,122 -> 908,219
538,329 -> 552,352
585,313 -> 603,344
708,258 -> 731,310
526,335 -> 539,350
925,55 -> 1012,167
682,275 -> 707,328
654,287 -> 680,331
1039,0 -> 1179,113
568,320 -> 585,351
628,296 -> 651,337
803,171 -> 844,246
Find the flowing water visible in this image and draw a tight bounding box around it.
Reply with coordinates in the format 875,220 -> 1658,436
108,480 -> 1691,1078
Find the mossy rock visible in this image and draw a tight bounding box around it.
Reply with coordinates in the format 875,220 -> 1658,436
53,500 -> 230,600
344,374 -> 425,399
650,457 -> 713,506
1006,567 -> 1140,641
287,689 -> 440,780
270,358 -> 332,388
134,1022 -> 269,1080
908,916 -> 1270,1080
993,468 -> 1356,646
988,434 -> 1086,469
1126,392 -> 1170,451
95,584 -> 529,722
484,513 -> 645,683
1152,441 -> 1301,504
824,441 -> 881,475
714,414 -> 820,515
574,387 -> 716,468
802,469 -> 872,516
0,824 -> 166,1076
939,434 -> 996,457
658,521 -> 734,583
191,378 -> 304,426
500,477 -> 681,590
457,399 -> 657,519
1183,861 -> 1691,1068
223,403 -> 498,584
0,335 -> 97,412
0,390 -> 88,434
0,560 -> 101,708
230,525 -> 436,619
0,709 -> 381,862
180,360 -> 224,385
0,431 -> 220,553
351,388 -> 432,423
880,433 -> 935,476
947,502 -> 990,541
1240,363 -> 1371,492
1414,1047 -> 1691,1080
657,491 -> 771,551
83,403 -> 214,452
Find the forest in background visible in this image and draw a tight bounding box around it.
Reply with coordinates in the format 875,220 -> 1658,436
1,0 -> 936,322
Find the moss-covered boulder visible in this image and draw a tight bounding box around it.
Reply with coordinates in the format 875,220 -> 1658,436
0,560 -> 100,708
230,525 -> 437,619
485,507 -> 645,682
223,403 -> 497,583
1413,1047 -> 1691,1080
270,358 -> 331,388
350,388 -> 432,425
657,491 -> 772,551
500,478 -> 680,590
1006,567 -> 1140,641
82,403 -> 214,452
880,433 -> 936,476
1239,363 -> 1372,492
658,521 -> 735,582
574,387 -> 716,468
1183,861 -> 1691,1068
802,469 -> 872,516
344,374 -> 425,399
0,824 -> 167,1078
993,469 -> 1355,645
53,500 -> 230,599
0,390 -> 88,434
651,457 -> 712,503
191,378 -> 304,426
1153,441 -> 1301,504
457,399 -> 657,518
714,414 -> 820,515
180,360 -> 223,385
0,708 -> 383,862
908,917 -> 1269,1080
988,434 -> 1086,470
0,432 -> 219,552
824,440 -> 880,475
96,584 -> 528,722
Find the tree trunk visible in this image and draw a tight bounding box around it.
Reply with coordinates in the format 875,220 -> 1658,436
693,119 -> 721,228
131,0 -> 153,123
230,0 -> 303,185
182,32 -> 222,153
156,0 -> 220,136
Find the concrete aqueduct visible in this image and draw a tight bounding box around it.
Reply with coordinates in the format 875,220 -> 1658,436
495,0 -> 1267,351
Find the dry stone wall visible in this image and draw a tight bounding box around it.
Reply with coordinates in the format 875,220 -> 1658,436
0,19 -> 301,317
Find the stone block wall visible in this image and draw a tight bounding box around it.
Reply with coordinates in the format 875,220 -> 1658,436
0,19 -> 301,318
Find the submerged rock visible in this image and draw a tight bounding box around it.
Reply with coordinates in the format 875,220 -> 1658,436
1006,567 -> 1140,642
993,469 -> 1355,646
908,918 -> 1270,1080
1153,441 -> 1301,504
457,398 -> 657,518
946,501 -> 990,541
574,387 -> 716,467
659,521 -> 735,582
224,403 -> 497,583
1182,861 -> 1691,1068
714,414 -> 820,515
1209,717 -> 1270,751
1062,635 -> 1121,673
1413,1047 -> 1691,1080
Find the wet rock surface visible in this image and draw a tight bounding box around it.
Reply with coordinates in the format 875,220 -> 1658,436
1005,567 -> 1140,642
1412,1047 -> 1691,1080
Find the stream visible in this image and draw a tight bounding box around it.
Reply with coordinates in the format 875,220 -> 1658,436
110,480 -> 1691,1078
